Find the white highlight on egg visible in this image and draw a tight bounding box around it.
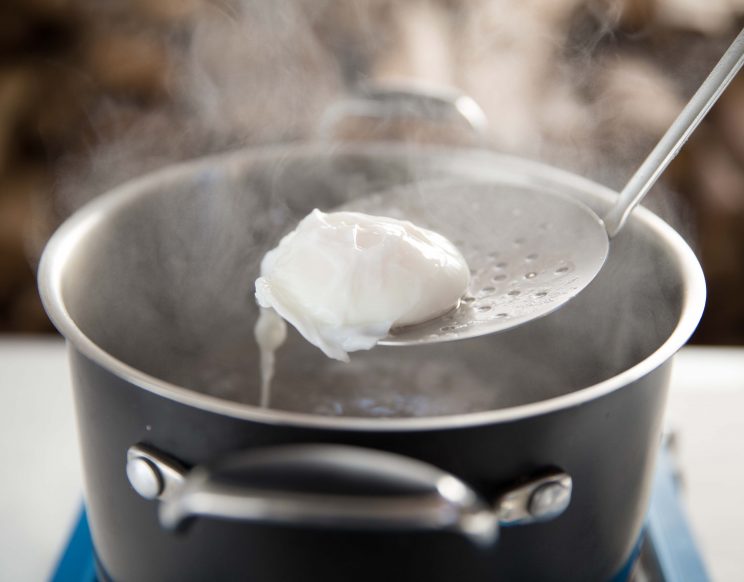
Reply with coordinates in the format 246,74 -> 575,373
254,209 -> 470,368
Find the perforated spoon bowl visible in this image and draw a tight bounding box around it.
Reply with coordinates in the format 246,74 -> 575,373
359,28 -> 744,345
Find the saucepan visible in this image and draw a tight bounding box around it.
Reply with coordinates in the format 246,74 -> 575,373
38,90 -> 705,581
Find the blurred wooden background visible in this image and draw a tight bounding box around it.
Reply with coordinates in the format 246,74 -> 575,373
1,0 -> 742,343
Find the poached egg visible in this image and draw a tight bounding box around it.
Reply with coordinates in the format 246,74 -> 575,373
254,209 -> 470,363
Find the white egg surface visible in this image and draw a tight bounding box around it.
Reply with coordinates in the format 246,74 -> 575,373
255,209 -> 470,362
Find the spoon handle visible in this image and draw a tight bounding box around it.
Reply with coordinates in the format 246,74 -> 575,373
604,28 -> 744,238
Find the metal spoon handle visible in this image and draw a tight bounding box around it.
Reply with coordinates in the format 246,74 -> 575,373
604,28 -> 744,238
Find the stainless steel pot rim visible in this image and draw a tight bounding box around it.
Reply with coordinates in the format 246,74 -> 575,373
38,143 -> 706,431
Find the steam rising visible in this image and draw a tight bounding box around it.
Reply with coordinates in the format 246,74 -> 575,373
57,0 -> 699,234
180,0 -> 340,143
50,0 -> 710,415
57,0 -> 344,212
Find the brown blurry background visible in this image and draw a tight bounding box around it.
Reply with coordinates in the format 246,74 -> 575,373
1,0 -> 742,343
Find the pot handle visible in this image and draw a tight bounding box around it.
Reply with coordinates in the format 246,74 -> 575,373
318,82 -> 489,144
126,443 -> 571,547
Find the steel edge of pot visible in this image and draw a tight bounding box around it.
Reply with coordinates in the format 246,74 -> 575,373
37,141 -> 707,432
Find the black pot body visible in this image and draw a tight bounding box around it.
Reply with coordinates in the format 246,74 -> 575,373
71,347 -> 670,582
42,145 -> 704,582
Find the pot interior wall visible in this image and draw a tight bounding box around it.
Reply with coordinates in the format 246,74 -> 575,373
60,146 -> 684,417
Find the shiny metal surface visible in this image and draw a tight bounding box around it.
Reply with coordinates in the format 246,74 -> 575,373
151,444 -> 498,545
38,144 -> 705,425
319,82 -> 489,140
126,444 -> 185,501
497,472 -> 573,525
127,443 -> 571,546
341,180 -> 609,343
126,457 -> 162,500
527,477 -> 573,520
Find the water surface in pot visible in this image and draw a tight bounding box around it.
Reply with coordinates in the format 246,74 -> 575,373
60,146 -> 683,417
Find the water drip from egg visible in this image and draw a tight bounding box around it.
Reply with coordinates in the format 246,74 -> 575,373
254,307 -> 287,407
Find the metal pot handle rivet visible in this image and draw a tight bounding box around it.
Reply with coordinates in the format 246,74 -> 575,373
495,472 -> 573,526
528,478 -> 572,520
126,445 -> 185,501
126,456 -> 163,500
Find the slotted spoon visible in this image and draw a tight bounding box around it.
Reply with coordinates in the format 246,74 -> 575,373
351,28 -> 744,345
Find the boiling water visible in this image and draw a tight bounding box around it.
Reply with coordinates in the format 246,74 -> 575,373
162,303 -> 640,419
60,152 -> 683,419
193,332 -> 520,417
251,308 -> 507,415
